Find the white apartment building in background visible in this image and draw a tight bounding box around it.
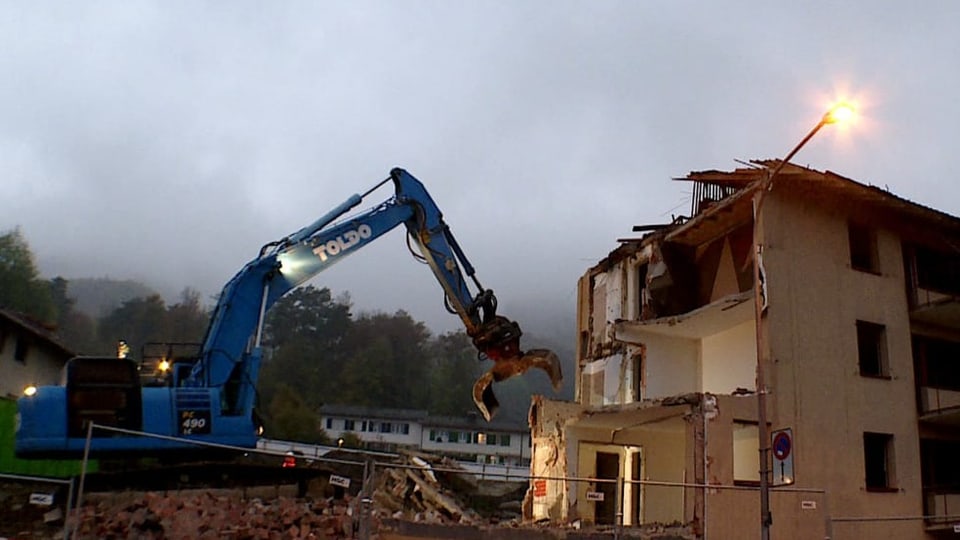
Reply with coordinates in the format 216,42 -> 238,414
318,404 -> 531,465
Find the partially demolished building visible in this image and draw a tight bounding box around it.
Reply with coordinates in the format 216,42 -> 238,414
528,162 -> 960,539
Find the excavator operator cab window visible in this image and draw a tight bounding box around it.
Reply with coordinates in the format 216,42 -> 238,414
64,356 -> 143,437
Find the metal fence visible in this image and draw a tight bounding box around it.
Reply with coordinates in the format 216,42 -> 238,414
0,471 -> 74,540
44,423 -> 960,539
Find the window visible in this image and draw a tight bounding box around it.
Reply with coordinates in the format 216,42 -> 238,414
913,335 -> 960,391
848,223 -> 879,273
500,434 -> 511,446
474,432 -> 486,444
912,245 -> 960,296
380,422 -> 392,433
447,431 -> 460,443
325,418 -> 333,430
400,423 -> 409,435
857,321 -> 888,377
733,422 -> 760,484
344,419 -> 355,431
636,263 -> 648,318
14,336 -> 28,363
486,433 -> 498,446
864,432 -> 896,490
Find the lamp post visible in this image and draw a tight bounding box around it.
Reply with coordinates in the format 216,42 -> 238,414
754,103 -> 853,540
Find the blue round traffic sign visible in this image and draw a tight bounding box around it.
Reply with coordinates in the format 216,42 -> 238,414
773,431 -> 792,460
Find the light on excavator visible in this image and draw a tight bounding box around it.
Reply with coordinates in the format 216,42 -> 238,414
23,385 -> 37,397
158,359 -> 171,373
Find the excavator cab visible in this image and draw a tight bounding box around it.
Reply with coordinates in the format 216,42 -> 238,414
63,356 -> 143,438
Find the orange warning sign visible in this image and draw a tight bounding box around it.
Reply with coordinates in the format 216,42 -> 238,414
533,479 -> 547,497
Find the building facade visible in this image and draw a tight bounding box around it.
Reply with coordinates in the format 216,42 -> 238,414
0,309 -> 85,476
529,162 -> 960,539
0,309 -> 72,399
319,404 -> 531,465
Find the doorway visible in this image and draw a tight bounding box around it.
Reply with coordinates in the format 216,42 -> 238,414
595,451 -> 620,525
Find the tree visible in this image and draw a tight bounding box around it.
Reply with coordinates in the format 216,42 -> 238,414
0,228 -> 56,323
265,383 -> 329,444
337,310 -> 432,409
258,285 -> 353,409
264,286 -> 352,347
163,288 -> 209,344
97,294 -> 168,356
49,276 -> 99,354
427,331 -> 484,415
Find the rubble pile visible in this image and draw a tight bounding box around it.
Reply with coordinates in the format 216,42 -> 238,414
370,453 -> 487,525
69,490 -> 360,539
3,453 -> 531,539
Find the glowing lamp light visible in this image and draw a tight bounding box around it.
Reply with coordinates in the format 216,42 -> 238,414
158,359 -> 171,372
823,101 -> 855,125
23,385 -> 38,397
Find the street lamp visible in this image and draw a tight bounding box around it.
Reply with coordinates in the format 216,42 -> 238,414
754,102 -> 854,540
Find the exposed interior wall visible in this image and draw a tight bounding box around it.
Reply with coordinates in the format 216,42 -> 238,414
700,319 -> 756,394
634,332 -> 698,399
708,238 -> 741,302
580,349 -> 641,407
571,414 -> 688,526
527,398 -> 584,522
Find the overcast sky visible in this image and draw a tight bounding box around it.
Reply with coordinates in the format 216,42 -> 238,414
3,2 -> 959,332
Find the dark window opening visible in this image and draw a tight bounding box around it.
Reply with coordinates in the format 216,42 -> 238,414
325,418 -> 333,430
849,223 -> 880,273
637,263 -> 648,319
914,245 -> 960,296
633,353 -> 643,402
913,335 -> 960,391
921,439 -> 960,489
14,336 -> 28,363
864,432 -> 895,490
344,419 -> 355,431
857,321 -> 888,377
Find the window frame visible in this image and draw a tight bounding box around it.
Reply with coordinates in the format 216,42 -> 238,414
856,320 -> 890,378
848,222 -> 880,274
863,432 -> 897,491
14,335 -> 28,364
733,421 -> 761,486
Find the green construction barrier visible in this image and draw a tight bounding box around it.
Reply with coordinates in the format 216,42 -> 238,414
0,397 -> 97,478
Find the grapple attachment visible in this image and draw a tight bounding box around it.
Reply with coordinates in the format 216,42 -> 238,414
471,348 -> 563,422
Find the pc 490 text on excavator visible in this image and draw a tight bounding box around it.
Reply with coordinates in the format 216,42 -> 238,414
15,168 -> 562,458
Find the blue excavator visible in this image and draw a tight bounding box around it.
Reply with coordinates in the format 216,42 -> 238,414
15,168 -> 561,457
